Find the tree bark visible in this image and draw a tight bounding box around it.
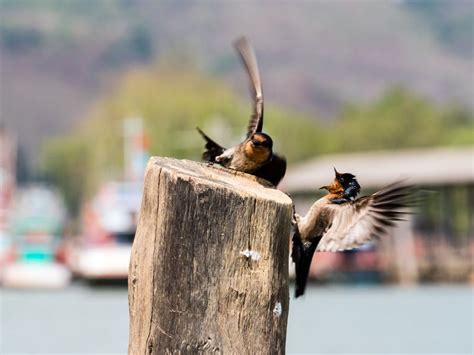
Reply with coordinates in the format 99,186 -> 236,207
128,157 -> 293,354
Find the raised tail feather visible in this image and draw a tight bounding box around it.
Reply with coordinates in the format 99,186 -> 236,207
196,127 -> 226,162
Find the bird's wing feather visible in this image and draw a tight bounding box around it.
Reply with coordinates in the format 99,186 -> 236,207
316,182 -> 412,252
215,146 -> 236,167
253,153 -> 287,186
196,127 -> 226,162
234,36 -> 264,136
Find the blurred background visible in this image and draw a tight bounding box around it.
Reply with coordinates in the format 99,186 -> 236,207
0,0 -> 472,354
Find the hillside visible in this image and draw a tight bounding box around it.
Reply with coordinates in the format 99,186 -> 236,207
0,0 -> 472,164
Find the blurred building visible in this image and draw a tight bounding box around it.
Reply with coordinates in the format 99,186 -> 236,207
0,126 -> 17,230
0,126 -> 17,275
284,146 -> 474,284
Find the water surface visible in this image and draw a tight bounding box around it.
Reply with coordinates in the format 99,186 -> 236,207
1,284 -> 472,354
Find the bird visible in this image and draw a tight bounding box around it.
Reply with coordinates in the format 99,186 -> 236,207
196,36 -> 287,187
291,169 -> 413,298
320,167 -> 361,204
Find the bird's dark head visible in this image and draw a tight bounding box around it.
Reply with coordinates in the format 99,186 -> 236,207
333,168 -> 360,200
249,132 -> 273,149
320,168 -> 361,200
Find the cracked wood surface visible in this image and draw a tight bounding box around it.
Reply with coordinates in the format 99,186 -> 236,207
128,157 -> 293,354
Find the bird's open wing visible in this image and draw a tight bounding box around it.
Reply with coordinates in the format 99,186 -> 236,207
316,182 -> 412,252
234,36 -> 264,136
196,127 -> 226,162
253,153 -> 287,186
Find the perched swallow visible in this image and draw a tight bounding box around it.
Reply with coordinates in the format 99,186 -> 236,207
292,170 -> 412,298
196,36 -> 287,186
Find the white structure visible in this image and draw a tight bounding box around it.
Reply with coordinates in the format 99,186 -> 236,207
283,146 -> 474,192
283,146 -> 474,284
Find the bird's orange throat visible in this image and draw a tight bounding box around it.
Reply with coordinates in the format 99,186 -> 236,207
244,142 -> 271,163
324,180 -> 344,199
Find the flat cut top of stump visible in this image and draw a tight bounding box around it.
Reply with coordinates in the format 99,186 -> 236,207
150,157 -> 292,204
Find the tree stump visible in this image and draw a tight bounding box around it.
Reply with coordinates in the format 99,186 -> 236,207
128,157 -> 293,354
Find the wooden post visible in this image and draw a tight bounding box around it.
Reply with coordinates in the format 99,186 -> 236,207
128,157 -> 293,354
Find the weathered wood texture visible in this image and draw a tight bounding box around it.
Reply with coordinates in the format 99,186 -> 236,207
128,157 -> 293,354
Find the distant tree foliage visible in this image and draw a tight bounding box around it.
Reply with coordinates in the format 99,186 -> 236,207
404,0 -> 474,57
330,87 -> 474,152
0,27 -> 43,51
41,64 -> 473,215
99,23 -> 154,66
42,137 -> 91,216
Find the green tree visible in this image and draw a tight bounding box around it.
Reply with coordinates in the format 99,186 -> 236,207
329,87 -> 473,152
41,63 -> 323,214
42,136 -> 90,216
42,66 -> 473,216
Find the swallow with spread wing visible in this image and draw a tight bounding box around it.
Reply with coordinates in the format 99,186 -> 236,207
196,36 -> 286,186
292,169 -> 412,298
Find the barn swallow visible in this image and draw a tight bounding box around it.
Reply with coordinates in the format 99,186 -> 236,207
320,168 -> 361,204
292,169 -> 412,298
196,36 -> 287,186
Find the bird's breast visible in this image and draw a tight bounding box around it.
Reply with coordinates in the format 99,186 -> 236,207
298,198 -> 329,238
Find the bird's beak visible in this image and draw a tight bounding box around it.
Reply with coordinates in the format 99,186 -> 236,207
333,167 -> 341,178
319,186 -> 328,191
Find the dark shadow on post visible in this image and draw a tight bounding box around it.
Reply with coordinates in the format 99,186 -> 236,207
128,157 -> 293,354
